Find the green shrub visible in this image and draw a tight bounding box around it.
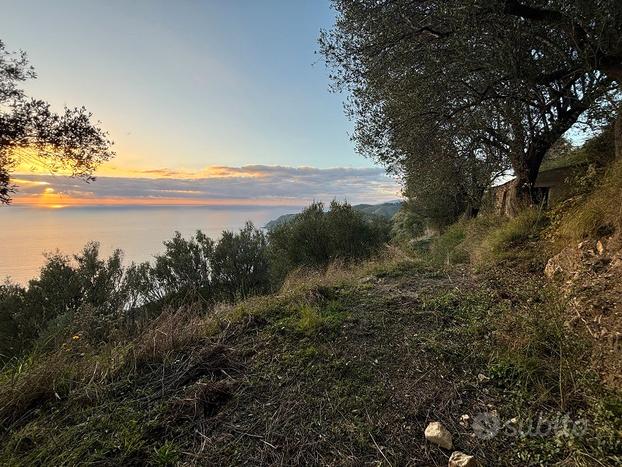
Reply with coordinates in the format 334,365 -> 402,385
0,224 -> 272,360
390,203 -> 425,244
212,222 -> 271,301
268,201 -> 390,279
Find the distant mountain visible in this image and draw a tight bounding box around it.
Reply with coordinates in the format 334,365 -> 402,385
264,201 -> 403,230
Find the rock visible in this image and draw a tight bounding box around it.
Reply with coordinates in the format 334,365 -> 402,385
448,451 -> 477,466
597,240 -> 606,255
424,421 -> 453,449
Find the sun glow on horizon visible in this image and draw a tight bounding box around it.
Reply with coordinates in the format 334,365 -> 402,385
9,150 -> 401,208
13,193 -> 308,209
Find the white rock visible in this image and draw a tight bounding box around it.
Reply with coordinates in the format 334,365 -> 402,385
424,421 -> 453,449
448,451 -> 477,467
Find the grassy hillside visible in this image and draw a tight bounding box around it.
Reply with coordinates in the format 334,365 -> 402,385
1,167 -> 622,465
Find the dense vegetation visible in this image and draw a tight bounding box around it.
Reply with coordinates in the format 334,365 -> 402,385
320,0 -> 622,220
1,148 -> 621,464
1,3 -> 621,465
0,201 -> 390,362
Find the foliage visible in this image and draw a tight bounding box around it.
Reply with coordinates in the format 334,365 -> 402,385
0,40 -> 114,203
212,222 -> 271,301
542,124 -> 616,172
268,200 -> 390,280
0,222 -> 272,361
390,202 -> 425,244
148,230 -> 216,301
0,205 -> 389,362
0,243 -> 618,465
320,0 -> 621,214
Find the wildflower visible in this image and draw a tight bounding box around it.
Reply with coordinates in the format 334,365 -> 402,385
72,335 -> 80,341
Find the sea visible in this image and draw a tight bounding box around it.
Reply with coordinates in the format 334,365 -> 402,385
0,205 -> 300,285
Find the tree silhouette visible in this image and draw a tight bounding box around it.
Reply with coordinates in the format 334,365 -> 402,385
0,40 -> 114,204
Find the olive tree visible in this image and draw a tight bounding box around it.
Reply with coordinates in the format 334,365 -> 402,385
0,40 -> 114,203
320,0 -> 621,213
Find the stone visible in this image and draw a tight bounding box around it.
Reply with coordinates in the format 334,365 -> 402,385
424,421 -> 453,449
597,240 -> 605,255
448,451 -> 477,467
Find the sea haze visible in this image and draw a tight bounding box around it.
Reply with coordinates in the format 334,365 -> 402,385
0,205 -> 300,285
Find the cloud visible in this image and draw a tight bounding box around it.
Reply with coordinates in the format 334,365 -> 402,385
12,165 -> 402,207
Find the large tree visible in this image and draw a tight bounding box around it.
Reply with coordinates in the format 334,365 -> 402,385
0,40 -> 114,204
321,0 -> 622,212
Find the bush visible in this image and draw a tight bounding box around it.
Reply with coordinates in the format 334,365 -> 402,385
149,230 -> 215,301
390,202 -> 425,244
0,283 -> 25,358
268,201 -> 390,279
0,223 -> 272,360
212,222 -> 271,301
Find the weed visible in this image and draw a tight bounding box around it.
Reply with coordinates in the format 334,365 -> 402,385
152,440 -> 180,466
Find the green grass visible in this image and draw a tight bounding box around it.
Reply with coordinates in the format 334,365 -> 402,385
426,209 -> 547,269
555,158 -> 622,242
428,221 -> 469,266
0,245 -> 620,465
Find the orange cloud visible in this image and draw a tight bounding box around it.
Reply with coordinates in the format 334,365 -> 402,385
10,147 -> 267,180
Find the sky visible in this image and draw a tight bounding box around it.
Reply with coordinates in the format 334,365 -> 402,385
0,0 -> 401,207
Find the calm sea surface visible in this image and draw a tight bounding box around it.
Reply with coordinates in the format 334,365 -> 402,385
0,205 -> 299,284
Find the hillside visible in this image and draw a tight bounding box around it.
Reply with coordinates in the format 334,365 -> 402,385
264,201 -> 402,230
2,253 -> 619,465
2,164 -> 622,465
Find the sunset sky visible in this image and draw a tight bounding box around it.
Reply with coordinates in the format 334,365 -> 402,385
0,0 -> 400,207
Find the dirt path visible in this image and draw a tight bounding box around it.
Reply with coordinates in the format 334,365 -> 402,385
189,265 -> 505,465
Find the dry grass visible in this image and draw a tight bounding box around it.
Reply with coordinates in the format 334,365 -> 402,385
426,209 -> 545,268
556,158 -> 622,241
131,304 -> 210,365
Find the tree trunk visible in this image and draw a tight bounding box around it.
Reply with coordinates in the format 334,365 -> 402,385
503,145 -> 548,216
463,204 -> 479,219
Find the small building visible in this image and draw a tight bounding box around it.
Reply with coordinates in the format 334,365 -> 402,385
486,161 -> 590,216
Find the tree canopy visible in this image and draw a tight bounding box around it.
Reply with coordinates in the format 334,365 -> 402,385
320,0 -> 622,214
0,40 -> 114,204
